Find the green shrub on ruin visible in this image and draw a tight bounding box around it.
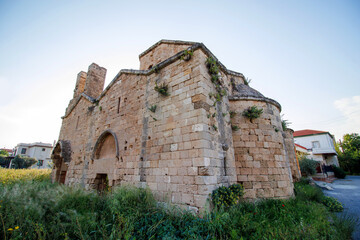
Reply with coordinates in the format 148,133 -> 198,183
242,106 -> 263,120
211,184 -> 244,209
154,83 -> 170,96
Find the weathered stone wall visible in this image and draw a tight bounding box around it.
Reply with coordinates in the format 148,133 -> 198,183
84,63 -> 107,99
230,100 -> 294,199
138,49 -> 240,208
283,129 -> 301,181
73,71 -> 87,98
139,41 -> 193,70
53,40 -> 296,210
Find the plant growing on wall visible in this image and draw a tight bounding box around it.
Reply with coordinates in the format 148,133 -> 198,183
281,115 -> 291,131
211,184 -> 244,208
229,111 -> 236,118
154,83 -> 170,96
231,125 -> 239,131
148,105 -> 157,113
242,106 -> 263,120
180,49 -> 193,61
206,57 -> 224,94
150,65 -> 160,74
244,77 -> 252,86
220,89 -> 227,97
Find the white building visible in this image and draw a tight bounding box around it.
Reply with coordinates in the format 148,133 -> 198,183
293,130 -> 339,166
14,142 -> 53,169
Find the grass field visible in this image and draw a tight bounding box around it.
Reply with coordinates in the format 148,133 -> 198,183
0,169 -> 357,239
0,168 -> 51,184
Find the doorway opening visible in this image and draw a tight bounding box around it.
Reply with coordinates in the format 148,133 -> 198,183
94,174 -> 109,194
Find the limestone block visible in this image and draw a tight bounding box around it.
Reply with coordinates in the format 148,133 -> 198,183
182,194 -> 194,205
170,143 -> 178,151
194,195 -> 208,208
243,189 -> 256,198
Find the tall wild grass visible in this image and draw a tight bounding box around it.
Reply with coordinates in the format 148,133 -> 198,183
0,173 -> 357,239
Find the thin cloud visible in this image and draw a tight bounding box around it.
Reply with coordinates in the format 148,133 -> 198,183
333,96 -> 360,138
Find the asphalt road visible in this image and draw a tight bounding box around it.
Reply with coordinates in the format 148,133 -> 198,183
323,176 -> 360,240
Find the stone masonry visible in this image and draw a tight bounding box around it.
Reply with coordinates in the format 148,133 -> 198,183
51,40 -> 301,210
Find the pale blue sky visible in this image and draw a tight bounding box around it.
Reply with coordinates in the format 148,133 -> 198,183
0,0 -> 359,148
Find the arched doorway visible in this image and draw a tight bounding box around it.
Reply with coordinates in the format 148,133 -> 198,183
51,140 -> 71,184
91,130 -> 119,193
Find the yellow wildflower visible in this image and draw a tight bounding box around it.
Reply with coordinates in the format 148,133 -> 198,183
8,228 -> 13,231
15,226 -> 19,230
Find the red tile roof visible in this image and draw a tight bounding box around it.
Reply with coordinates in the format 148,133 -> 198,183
293,129 -> 328,137
295,143 -> 307,150
0,148 -> 13,153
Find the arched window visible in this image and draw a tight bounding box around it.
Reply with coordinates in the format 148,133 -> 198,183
92,130 -> 119,160
51,140 -> 71,184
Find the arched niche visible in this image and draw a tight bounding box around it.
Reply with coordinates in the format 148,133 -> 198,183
92,130 -> 119,161
51,140 -> 71,184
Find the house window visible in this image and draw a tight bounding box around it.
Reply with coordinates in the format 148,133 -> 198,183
38,160 -> 44,166
312,141 -> 320,149
21,148 -> 26,154
42,148 -> 45,151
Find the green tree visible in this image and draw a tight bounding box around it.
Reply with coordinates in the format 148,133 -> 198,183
337,133 -> 360,174
11,155 -> 37,169
299,158 -> 318,176
0,149 -> 9,156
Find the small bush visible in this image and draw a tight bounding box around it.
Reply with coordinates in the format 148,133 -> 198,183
148,105 -> 157,113
206,57 -> 219,75
299,158 -> 318,176
244,77 -> 251,86
281,119 -> 290,131
321,196 -> 344,212
332,165 -> 346,179
229,111 -> 236,118
180,49 -> 193,61
242,106 -> 263,120
11,155 -> 37,169
154,83 -> 170,96
231,125 -> 239,131
211,184 -> 244,208
151,65 -> 159,74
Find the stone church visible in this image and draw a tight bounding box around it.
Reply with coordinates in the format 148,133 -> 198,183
51,40 -> 301,210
